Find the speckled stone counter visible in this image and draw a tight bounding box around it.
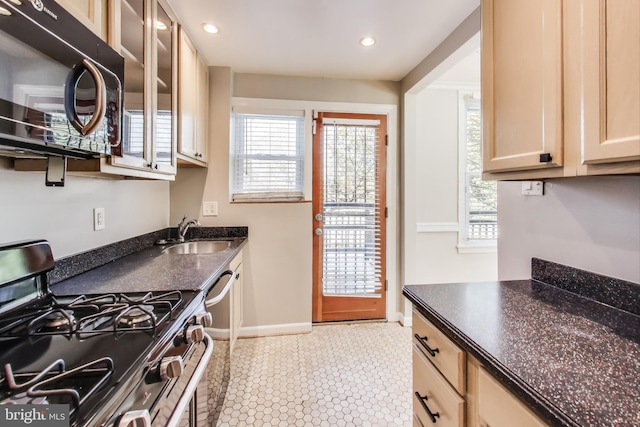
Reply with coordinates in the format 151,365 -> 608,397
51,235 -> 247,295
403,277 -> 640,427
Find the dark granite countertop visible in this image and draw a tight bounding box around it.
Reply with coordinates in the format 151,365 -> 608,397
51,237 -> 247,296
403,280 -> 640,427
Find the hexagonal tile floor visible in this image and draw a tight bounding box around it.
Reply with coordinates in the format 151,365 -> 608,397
209,322 -> 412,426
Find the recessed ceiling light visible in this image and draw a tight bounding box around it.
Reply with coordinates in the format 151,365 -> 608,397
202,23 -> 219,34
156,21 -> 167,30
360,36 -> 376,47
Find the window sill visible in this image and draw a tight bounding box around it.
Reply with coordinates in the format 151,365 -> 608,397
456,242 -> 497,254
231,199 -> 311,204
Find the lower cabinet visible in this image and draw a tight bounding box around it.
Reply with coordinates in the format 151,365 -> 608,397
411,308 -> 548,427
229,251 -> 243,353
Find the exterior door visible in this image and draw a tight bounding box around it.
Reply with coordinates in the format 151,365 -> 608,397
312,112 -> 387,322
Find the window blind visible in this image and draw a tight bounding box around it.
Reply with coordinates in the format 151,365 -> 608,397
321,121 -> 383,296
231,112 -> 305,201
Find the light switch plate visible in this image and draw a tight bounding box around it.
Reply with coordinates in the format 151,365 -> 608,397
521,181 -> 544,196
93,207 -> 106,230
202,201 -> 218,217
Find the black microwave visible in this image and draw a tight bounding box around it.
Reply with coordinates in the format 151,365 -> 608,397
0,0 -> 123,159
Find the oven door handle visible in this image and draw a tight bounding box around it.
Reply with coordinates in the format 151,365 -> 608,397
205,270 -> 237,307
64,58 -> 107,136
166,333 -> 214,427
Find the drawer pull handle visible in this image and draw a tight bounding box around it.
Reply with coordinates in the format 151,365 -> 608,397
415,392 -> 440,423
414,333 -> 439,357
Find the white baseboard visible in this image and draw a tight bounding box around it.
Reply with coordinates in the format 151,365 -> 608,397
396,311 -> 412,327
206,323 -> 312,340
240,322 -> 312,338
204,327 -> 230,340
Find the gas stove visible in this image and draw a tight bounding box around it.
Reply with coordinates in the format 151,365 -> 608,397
0,240 -> 213,426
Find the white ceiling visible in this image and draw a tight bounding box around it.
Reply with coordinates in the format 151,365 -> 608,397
166,0 -> 480,81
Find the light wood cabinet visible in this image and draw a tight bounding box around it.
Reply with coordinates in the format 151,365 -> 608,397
177,27 -> 209,166
55,0 -> 106,40
477,367 -> 547,427
481,0 -> 563,174
411,308 -> 549,427
106,0 -> 177,179
482,0 -> 640,179
573,0 -> 640,170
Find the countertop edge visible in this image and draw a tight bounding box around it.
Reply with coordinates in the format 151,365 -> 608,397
402,285 -> 581,427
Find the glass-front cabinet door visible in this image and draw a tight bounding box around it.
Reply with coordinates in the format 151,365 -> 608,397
108,0 -> 177,176
153,0 -> 177,173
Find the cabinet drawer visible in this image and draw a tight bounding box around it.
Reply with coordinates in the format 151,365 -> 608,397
412,309 -> 466,394
477,367 -> 547,427
413,347 -> 465,427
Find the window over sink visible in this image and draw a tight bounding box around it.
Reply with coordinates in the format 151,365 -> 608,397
230,108 -> 305,202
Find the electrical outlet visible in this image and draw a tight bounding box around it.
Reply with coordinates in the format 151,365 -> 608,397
521,181 -> 544,196
93,207 -> 105,230
202,201 -> 218,217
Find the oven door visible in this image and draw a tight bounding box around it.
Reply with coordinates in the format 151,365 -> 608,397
0,0 -> 123,158
156,334 -> 214,427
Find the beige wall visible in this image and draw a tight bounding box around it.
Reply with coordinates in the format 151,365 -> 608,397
404,88 -> 497,287
234,73 -> 400,105
0,158 -> 169,258
170,68 -> 400,330
498,176 -> 640,283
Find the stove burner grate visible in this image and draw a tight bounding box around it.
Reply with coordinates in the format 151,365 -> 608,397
2,358 -> 114,417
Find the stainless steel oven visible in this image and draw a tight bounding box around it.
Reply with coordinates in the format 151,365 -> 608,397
0,240 -> 215,427
0,0 -> 124,159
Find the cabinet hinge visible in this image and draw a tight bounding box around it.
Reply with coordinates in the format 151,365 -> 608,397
385,134 -> 388,146
385,207 -> 388,218
312,119 -> 317,135
385,280 -> 388,291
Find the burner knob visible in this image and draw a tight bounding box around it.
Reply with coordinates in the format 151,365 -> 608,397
195,312 -> 213,327
182,324 -> 205,344
117,409 -> 151,427
159,356 -> 184,380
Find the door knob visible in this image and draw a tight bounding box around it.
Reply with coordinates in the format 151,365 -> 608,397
315,228 -> 323,236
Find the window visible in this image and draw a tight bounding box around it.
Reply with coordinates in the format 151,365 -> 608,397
231,110 -> 305,202
460,94 -> 497,247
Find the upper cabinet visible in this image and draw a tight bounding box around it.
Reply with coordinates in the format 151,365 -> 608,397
577,0 -> 640,167
107,0 -> 177,178
55,0 -> 106,40
482,0 -> 640,179
482,0 -> 563,174
178,27 -> 209,166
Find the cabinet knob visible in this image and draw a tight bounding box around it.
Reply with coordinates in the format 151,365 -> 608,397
539,153 -> 553,163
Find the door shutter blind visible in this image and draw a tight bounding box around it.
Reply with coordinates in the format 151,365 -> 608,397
231,111 -> 305,201
321,119 -> 383,296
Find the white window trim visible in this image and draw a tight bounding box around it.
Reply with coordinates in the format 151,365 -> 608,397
456,89 -> 496,254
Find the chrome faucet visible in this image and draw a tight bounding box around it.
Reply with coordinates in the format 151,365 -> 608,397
177,214 -> 200,242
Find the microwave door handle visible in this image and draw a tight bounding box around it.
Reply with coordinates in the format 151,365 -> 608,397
64,58 -> 107,136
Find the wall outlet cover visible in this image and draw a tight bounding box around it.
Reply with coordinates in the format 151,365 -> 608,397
93,207 -> 105,230
203,201 -> 218,217
521,181 -> 544,196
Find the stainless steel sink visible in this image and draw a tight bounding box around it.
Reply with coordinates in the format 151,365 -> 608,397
163,240 -> 231,254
